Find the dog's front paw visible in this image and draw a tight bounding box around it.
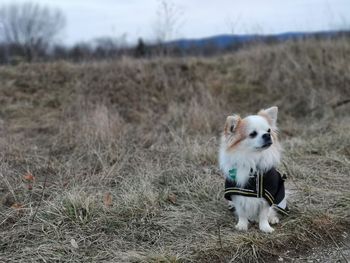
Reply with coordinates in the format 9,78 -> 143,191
259,223 -> 274,233
268,215 -> 280,225
235,222 -> 248,231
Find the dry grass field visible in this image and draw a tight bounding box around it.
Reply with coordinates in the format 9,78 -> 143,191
0,38 -> 349,262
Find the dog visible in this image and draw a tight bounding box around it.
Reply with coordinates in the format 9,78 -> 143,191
219,106 -> 288,233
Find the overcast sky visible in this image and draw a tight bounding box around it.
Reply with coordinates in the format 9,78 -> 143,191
1,0 -> 349,45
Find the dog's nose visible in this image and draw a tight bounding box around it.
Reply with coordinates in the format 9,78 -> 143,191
262,133 -> 271,141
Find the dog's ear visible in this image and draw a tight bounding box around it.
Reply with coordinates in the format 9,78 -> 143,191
258,106 -> 278,127
224,115 -> 241,135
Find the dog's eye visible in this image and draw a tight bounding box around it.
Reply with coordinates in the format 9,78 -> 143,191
267,129 -> 271,133
249,131 -> 257,138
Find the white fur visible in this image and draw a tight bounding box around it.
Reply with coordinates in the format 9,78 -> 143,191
219,109 -> 283,233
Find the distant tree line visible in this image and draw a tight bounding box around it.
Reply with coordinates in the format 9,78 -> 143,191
0,2 -> 350,64
0,1 -> 151,63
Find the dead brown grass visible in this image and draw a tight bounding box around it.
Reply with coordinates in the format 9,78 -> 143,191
0,38 -> 349,262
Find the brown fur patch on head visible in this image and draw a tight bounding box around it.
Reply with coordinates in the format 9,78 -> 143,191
224,115 -> 241,136
224,118 -> 247,151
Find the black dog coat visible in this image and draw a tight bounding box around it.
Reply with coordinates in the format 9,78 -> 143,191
224,167 -> 289,215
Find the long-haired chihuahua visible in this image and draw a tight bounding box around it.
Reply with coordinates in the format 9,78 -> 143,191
219,106 -> 288,233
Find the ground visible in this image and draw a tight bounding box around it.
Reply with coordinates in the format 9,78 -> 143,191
0,38 -> 349,262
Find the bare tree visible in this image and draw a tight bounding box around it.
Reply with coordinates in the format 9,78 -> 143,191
225,14 -> 242,35
153,0 -> 183,43
0,2 -> 65,61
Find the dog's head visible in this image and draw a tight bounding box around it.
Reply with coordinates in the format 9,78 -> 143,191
223,106 -> 279,153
